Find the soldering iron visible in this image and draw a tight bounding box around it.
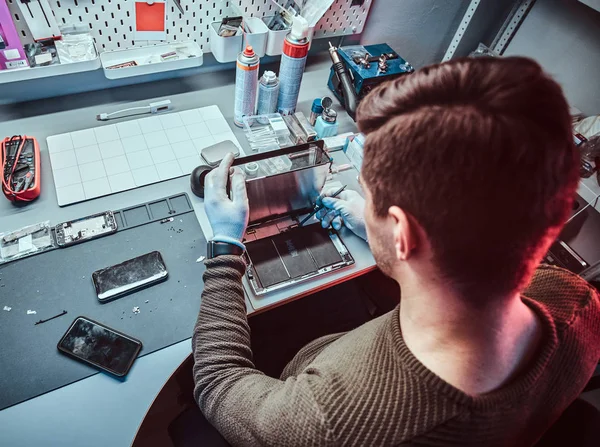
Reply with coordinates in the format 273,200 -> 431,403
328,42 -> 359,121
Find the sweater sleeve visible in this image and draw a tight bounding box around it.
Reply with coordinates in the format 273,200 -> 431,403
192,255 -> 335,447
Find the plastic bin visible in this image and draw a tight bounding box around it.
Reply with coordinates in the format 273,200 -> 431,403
210,22 -> 243,63
262,16 -> 314,56
243,113 -> 293,153
244,17 -> 269,58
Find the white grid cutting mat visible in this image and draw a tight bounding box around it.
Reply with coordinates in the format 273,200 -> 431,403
47,106 -> 242,206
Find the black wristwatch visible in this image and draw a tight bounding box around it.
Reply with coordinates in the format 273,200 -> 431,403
206,240 -> 244,259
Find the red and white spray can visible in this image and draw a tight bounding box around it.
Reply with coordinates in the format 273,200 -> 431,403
234,45 -> 260,127
277,16 -> 309,116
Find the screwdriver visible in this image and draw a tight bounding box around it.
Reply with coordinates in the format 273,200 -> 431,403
299,185 -> 347,227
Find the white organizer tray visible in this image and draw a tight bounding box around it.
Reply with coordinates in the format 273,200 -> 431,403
46,106 -> 243,206
100,42 -> 203,80
0,52 -> 101,84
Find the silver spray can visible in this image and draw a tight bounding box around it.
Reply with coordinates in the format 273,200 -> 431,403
234,45 -> 260,128
277,16 -> 310,115
256,71 -> 280,123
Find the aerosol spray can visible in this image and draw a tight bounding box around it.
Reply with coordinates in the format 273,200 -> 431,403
277,15 -> 309,116
257,71 -> 280,123
234,45 -> 260,128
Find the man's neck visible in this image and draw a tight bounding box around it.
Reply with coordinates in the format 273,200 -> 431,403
397,272 -> 542,395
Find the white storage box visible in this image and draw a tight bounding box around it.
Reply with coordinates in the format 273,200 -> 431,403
210,22 -> 243,63
262,16 -> 314,56
244,17 -> 269,58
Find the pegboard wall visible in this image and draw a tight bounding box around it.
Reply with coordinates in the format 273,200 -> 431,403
6,0 -> 372,53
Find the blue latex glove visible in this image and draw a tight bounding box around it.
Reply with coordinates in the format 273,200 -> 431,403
203,153 -> 249,246
316,188 -> 367,241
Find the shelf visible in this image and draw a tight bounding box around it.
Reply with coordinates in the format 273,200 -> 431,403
100,42 -> 203,80
0,53 -> 101,84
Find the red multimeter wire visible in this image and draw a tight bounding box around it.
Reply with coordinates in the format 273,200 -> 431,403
3,137 -> 25,187
1,135 -> 41,202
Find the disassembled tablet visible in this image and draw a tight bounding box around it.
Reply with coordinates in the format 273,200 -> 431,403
236,141 -> 355,296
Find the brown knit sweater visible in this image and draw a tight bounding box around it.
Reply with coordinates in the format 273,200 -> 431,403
193,258 -> 600,446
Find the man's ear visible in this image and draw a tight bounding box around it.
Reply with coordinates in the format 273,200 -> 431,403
388,206 -> 418,261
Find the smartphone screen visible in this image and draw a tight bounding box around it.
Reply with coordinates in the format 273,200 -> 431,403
57,317 -> 142,377
92,251 -> 168,302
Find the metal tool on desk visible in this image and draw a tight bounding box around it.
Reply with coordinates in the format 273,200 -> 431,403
327,42 -> 414,121
96,99 -> 172,121
299,185 -> 347,226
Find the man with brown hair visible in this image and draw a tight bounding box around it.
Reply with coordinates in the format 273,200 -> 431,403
193,56 -> 600,446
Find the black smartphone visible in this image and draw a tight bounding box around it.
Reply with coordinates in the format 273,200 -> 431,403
57,317 -> 143,377
92,251 -> 168,303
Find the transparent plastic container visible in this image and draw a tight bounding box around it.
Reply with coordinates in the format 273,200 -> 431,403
259,156 -> 293,175
243,113 -> 293,153
237,154 -> 291,176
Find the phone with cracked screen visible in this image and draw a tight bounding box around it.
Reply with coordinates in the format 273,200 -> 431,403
57,317 -> 142,377
92,251 -> 168,303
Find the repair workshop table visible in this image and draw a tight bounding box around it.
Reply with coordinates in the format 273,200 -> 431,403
0,56 -> 376,446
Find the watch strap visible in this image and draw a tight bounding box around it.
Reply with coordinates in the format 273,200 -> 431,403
207,240 -> 244,258
211,235 -> 246,250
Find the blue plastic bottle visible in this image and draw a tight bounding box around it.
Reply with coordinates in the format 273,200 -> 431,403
309,98 -> 323,126
315,108 -> 339,139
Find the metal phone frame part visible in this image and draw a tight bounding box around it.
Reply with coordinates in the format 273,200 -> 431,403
54,211 -> 118,248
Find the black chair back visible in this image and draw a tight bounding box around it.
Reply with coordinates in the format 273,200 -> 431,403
534,398 -> 600,447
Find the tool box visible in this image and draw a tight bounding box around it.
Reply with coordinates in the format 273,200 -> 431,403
1,136 -> 41,202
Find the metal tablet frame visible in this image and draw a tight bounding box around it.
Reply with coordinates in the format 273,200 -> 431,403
244,227 -> 355,296
232,140 -> 332,225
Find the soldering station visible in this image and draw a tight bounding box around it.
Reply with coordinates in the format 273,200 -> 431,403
327,43 -> 414,120
1,0 -> 600,443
